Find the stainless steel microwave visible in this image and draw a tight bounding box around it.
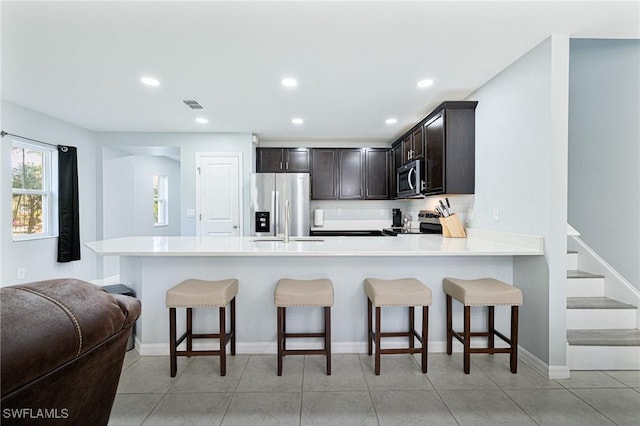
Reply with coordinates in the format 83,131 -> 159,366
396,159 -> 424,198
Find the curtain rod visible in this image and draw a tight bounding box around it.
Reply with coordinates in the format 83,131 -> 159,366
1,130 -> 59,148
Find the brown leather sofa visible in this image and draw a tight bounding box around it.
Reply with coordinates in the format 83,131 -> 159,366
1,279 -> 141,425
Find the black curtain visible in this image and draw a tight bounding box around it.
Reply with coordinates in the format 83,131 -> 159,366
57,145 -> 81,262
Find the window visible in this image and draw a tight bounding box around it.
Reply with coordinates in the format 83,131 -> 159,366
12,141 -> 56,239
153,175 -> 168,226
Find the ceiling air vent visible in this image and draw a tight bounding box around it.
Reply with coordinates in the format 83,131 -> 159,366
182,99 -> 205,110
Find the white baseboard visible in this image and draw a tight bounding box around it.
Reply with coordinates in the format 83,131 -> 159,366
90,275 -> 121,286
519,346 -> 570,379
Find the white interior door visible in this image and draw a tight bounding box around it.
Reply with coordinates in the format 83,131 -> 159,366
196,153 -> 242,237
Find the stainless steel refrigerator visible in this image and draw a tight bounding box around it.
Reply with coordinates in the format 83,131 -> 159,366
250,173 -> 310,237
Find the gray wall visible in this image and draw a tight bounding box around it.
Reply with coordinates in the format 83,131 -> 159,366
568,39 -> 640,289
469,36 -> 570,369
1,100 -> 98,286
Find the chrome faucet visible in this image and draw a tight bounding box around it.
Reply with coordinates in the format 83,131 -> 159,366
283,199 -> 291,243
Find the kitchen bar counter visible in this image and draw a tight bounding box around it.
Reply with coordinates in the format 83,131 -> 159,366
87,229 -> 543,355
86,229 -> 542,257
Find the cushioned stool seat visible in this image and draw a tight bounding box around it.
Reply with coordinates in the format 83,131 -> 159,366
443,277 -> 522,374
365,278 -> 432,375
275,279 -> 333,376
166,279 -> 238,376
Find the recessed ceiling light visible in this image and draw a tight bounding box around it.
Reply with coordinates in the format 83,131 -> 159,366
281,78 -> 298,88
195,117 -> 208,124
385,118 -> 398,125
417,79 -> 434,88
140,76 -> 160,87
291,118 -> 304,125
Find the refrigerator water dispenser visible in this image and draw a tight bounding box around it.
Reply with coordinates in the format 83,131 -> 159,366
255,211 -> 270,233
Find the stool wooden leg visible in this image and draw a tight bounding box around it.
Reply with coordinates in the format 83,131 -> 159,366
422,306 -> 429,373
446,295 -> 453,355
511,306 -> 519,373
219,306 -> 226,376
325,306 -> 331,376
169,308 -> 177,377
230,297 -> 236,356
282,306 -> 287,352
408,306 -> 415,350
375,306 -> 381,375
488,305 -> 495,353
367,298 -> 373,356
186,308 -> 193,353
463,305 -> 471,374
277,307 -> 284,376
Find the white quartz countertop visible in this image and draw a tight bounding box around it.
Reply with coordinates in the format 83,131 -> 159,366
86,229 -> 543,257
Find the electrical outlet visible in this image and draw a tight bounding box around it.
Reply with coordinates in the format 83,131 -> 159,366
337,208 -> 342,216
492,208 -> 501,222
17,268 -> 26,280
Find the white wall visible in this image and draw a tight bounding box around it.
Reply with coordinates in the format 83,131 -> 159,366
95,132 -> 254,239
102,148 -> 181,278
468,36 -> 570,371
1,100 -> 98,285
103,151 -> 181,238
568,39 -> 640,289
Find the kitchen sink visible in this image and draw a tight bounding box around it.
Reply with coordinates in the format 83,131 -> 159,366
251,237 -> 324,243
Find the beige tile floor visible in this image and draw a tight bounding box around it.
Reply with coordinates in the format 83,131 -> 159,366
110,351 -> 640,425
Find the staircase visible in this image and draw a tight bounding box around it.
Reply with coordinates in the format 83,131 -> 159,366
566,251 -> 640,370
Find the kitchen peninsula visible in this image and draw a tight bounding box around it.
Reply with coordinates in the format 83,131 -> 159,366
87,230 -> 543,355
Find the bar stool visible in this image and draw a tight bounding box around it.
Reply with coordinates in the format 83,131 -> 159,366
274,278 -> 333,376
443,277 -> 522,374
364,278 -> 432,375
165,278 -> 238,376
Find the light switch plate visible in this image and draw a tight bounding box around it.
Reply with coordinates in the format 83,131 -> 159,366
186,209 -> 196,218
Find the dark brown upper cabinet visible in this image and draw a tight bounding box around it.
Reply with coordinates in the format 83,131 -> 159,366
392,100 -> 477,196
391,141 -> 403,199
310,148 -> 390,200
431,101 -> 477,195
364,148 -> 390,199
310,149 -> 338,200
256,148 -> 311,173
402,126 -> 424,164
424,111 -> 445,194
338,149 -> 364,199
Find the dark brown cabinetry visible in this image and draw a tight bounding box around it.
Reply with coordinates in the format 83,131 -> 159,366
256,148 -> 311,173
402,126 -> 424,164
392,100 -> 477,196
424,111 -> 445,194
365,148 -> 390,199
426,101 -> 477,195
309,148 -> 390,200
391,141 -> 403,198
338,149 -> 364,199
311,149 -> 338,200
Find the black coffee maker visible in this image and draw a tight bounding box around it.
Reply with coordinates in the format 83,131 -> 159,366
392,208 -> 402,227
